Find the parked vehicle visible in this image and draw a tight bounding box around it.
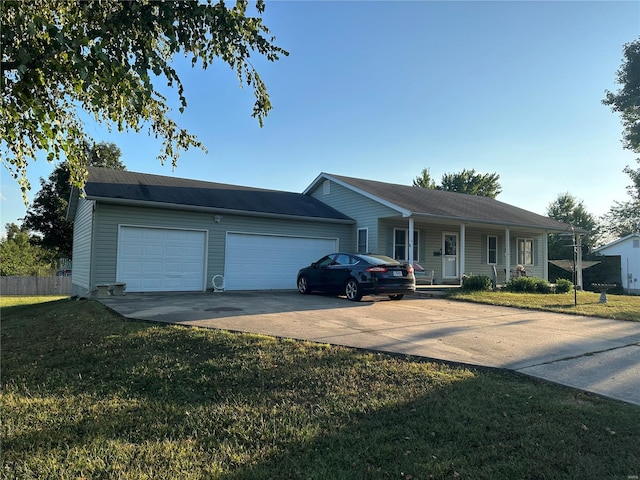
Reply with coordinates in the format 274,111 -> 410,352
297,253 -> 415,301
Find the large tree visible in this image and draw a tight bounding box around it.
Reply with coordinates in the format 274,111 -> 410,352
546,193 -> 599,259
413,167 -> 502,198
600,158 -> 640,238
602,37 -> 640,238
22,142 -> 125,259
412,168 -> 437,189
1,0 -> 287,200
0,223 -> 53,276
603,37 -> 640,153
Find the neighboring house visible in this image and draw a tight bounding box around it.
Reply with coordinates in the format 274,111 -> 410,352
593,233 -> 640,295
67,168 -> 577,296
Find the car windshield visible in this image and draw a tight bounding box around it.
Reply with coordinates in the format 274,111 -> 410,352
358,254 -> 400,265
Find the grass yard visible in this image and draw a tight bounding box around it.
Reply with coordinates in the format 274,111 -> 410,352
2,296 -> 640,479
448,290 -> 640,322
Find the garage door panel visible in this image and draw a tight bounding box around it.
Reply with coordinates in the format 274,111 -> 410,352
117,227 -> 206,292
225,233 -> 337,290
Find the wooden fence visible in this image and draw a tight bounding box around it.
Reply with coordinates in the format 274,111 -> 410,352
1,276 -> 72,296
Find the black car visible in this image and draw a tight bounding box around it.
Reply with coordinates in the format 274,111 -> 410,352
296,253 -> 416,301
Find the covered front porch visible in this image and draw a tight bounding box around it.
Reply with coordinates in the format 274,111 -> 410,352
376,215 -> 584,288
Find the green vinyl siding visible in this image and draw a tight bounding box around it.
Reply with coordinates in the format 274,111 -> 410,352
90,203 -> 352,291
308,180 -> 398,253
70,197 -> 94,295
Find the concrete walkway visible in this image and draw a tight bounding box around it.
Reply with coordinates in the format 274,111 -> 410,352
100,291 -> 640,406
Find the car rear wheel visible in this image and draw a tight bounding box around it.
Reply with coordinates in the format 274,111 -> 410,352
388,294 -> 404,300
297,276 -> 310,294
345,278 -> 362,301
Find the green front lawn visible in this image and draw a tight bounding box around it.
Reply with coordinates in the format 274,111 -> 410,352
2,297 -> 639,479
448,290 -> 640,322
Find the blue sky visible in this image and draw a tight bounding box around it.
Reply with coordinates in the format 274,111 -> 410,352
1,1 -> 639,236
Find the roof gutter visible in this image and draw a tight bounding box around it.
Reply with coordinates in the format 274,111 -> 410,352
85,196 -> 355,225
407,211 -> 582,233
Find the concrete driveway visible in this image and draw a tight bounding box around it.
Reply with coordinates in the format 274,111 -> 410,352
100,290 -> 640,406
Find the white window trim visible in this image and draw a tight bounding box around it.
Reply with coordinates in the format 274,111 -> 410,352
393,228 -> 419,262
517,237 -> 534,266
487,235 -> 498,265
357,228 -> 368,253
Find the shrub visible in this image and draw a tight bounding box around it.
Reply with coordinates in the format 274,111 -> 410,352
555,278 -> 573,294
462,275 -> 493,292
535,278 -> 552,294
504,276 -> 551,293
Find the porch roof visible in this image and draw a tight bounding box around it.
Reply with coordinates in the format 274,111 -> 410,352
307,173 -> 581,233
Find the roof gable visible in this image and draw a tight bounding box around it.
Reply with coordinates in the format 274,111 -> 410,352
307,172 -> 576,232
78,168 -> 353,222
594,233 -> 640,253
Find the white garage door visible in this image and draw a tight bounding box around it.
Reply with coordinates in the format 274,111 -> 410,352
225,233 -> 337,290
117,226 -> 206,292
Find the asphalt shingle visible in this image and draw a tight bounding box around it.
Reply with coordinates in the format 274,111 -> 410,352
84,168 -> 353,222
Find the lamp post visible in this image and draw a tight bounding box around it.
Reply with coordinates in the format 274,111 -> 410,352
571,225 -> 577,307
559,226 -> 578,306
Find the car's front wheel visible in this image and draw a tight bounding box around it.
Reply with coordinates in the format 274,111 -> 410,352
388,294 -> 404,300
297,276 -> 310,294
345,278 -> 363,301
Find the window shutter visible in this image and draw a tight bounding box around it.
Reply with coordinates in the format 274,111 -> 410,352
481,235 -> 487,264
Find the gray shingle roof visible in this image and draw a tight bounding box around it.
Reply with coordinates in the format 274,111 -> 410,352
319,173 -> 577,232
82,168 -> 353,222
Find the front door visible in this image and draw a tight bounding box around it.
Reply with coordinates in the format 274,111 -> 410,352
443,233 -> 458,279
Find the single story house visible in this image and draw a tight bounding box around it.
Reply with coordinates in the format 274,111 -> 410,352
593,233 -> 640,295
67,168 -> 578,296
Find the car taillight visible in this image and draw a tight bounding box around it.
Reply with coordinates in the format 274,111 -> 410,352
367,266 -> 388,273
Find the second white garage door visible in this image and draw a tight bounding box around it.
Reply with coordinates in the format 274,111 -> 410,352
224,233 -> 338,290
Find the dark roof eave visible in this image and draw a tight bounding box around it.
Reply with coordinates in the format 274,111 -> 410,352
408,211 -> 579,233
87,196 -> 355,224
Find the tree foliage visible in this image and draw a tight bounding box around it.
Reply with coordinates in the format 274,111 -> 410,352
603,37 -> 640,154
439,169 -> 502,198
22,142 -> 125,259
412,168 -> 436,189
1,0 -> 288,200
413,167 -> 502,198
546,193 -> 599,259
602,38 -> 640,238
0,223 -> 53,276
601,158 -> 640,238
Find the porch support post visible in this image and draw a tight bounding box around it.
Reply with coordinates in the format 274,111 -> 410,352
543,231 -> 549,281
460,223 -> 466,285
408,217 -> 414,266
505,228 -> 511,282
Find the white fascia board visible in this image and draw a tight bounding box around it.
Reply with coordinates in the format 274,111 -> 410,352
302,172 -> 327,195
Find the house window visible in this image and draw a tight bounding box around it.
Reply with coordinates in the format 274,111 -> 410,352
487,235 -> 497,265
394,228 -> 419,261
357,228 -> 368,253
517,238 -> 533,266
